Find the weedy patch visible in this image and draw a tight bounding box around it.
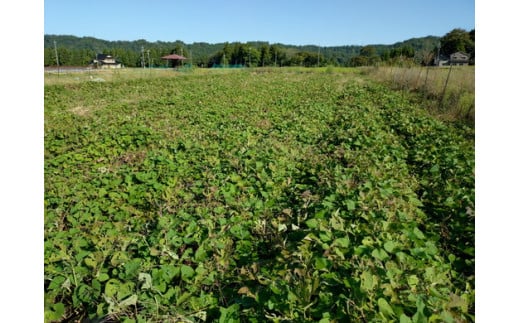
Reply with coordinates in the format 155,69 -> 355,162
45,69 -> 474,322
69,106 -> 91,116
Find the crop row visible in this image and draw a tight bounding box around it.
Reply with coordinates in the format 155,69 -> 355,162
45,71 -> 474,322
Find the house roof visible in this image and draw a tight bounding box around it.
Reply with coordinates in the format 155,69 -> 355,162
161,54 -> 187,60
96,54 -> 114,60
451,52 -> 469,57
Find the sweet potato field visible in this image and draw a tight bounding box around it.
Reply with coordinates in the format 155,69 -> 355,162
44,69 -> 474,322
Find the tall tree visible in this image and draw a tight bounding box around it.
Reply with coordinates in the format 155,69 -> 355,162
268,45 -> 287,67
468,29 -> 475,62
44,48 -> 55,66
222,42 -> 231,66
359,45 -> 377,57
416,49 -> 435,66
260,44 -> 270,66
440,28 -> 474,56
350,46 -> 380,66
248,47 -> 260,67
390,45 -> 415,58
171,43 -> 187,56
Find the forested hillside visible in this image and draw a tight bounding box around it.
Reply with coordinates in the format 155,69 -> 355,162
44,34 -> 443,68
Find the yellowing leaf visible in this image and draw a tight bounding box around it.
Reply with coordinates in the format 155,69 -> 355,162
118,294 -> 138,307
84,257 -> 96,268
138,273 -> 152,290
237,286 -> 250,294
237,286 -> 256,299
361,271 -> 374,291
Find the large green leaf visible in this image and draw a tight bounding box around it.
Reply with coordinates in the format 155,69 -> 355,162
181,265 -> 195,281
377,297 -> 395,318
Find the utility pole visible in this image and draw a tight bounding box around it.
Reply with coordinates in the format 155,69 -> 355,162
147,50 -> 150,68
54,40 -> 60,75
436,42 -> 441,66
317,46 -> 320,67
141,46 -> 145,68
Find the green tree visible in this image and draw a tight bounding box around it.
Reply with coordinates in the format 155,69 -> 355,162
380,50 -> 391,62
289,52 -> 305,66
171,43 -> 187,57
288,51 -> 318,67
260,44 -> 270,66
248,46 -> 260,67
359,45 -> 376,57
350,46 -> 380,66
468,29 -> 475,62
414,49 -> 434,66
269,45 -> 285,66
390,45 -> 415,59
78,49 -> 95,65
350,55 -> 369,67
222,42 -> 231,66
298,52 -> 318,67
440,28 -> 474,56
56,47 -> 72,66
44,48 -> 56,66
229,43 -> 246,65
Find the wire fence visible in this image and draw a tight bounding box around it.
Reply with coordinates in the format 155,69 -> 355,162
365,65 -> 475,124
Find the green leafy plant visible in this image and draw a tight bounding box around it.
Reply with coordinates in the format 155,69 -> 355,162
45,69 -> 474,322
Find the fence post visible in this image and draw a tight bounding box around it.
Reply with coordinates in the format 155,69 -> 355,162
438,64 -> 453,111
414,67 -> 422,90
423,67 -> 430,97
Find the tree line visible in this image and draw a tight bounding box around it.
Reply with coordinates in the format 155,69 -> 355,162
44,29 -> 474,68
43,39 -> 359,68
349,29 -> 474,67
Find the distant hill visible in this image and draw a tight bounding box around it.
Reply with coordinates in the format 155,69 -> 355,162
44,34 -> 440,67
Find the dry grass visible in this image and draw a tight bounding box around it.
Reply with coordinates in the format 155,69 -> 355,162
44,66 -> 362,86
363,66 -> 475,124
44,68 -> 193,86
69,106 -> 91,116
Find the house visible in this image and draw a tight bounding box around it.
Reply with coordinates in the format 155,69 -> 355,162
92,54 -> 122,69
435,51 -> 470,66
434,55 -> 450,66
449,52 -> 470,66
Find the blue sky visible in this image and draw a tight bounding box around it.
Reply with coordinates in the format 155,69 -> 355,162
44,0 -> 474,46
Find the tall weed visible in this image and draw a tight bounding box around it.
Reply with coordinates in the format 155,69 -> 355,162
364,66 -> 475,125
